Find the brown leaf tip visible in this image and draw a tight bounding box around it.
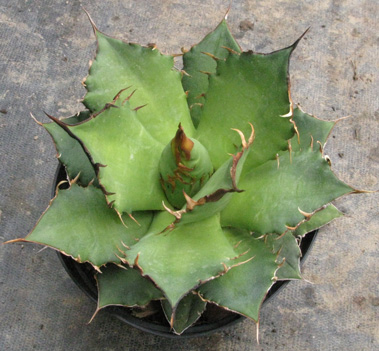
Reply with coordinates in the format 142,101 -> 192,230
172,124 -> 194,163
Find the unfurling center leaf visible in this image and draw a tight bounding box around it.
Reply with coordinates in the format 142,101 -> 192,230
159,124 -> 213,209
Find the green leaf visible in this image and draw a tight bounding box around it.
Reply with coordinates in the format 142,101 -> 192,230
166,127 -> 253,227
196,46 -> 296,170
159,125 -> 213,209
198,228 -> 278,322
291,107 -> 335,151
125,212 -> 242,307
161,293 -> 206,335
293,204 -> 343,237
16,184 -> 153,269
66,99 -> 166,213
83,30 -> 195,144
43,111 -> 97,186
221,148 -> 353,234
96,264 -> 163,309
265,232 -> 302,280
182,19 -> 241,127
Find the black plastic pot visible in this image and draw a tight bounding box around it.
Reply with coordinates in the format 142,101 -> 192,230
54,165 -> 318,338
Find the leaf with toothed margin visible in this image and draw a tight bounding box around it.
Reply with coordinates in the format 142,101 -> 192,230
198,228 -> 279,322
182,18 -> 241,127
294,204 -> 343,237
220,147 -> 353,235
195,42 -> 301,171
161,293 -> 206,335
124,212 -> 245,308
265,231 -> 302,280
95,264 -> 163,313
83,28 -> 195,144
8,184 -> 153,269
64,97 -> 167,213
165,126 -> 253,228
43,111 -> 98,186
291,107 -> 336,151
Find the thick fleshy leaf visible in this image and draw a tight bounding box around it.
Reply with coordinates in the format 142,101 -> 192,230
294,204 -> 343,237
292,107 -> 335,151
265,232 -> 302,280
161,293 -> 206,335
182,19 -> 241,127
159,125 -> 213,209
125,212 -> 243,307
198,228 -> 278,322
83,30 -> 195,143
11,184 -> 153,269
43,111 -> 97,186
196,46 -> 297,170
221,148 -> 353,234
96,264 -> 163,310
65,98 -> 166,213
165,127 -> 253,227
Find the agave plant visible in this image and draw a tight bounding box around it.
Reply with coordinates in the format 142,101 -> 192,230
8,12 -> 360,335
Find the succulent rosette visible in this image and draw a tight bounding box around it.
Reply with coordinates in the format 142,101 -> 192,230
9,13 -> 358,335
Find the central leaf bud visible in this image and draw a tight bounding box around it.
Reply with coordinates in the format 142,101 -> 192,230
159,124 -> 213,209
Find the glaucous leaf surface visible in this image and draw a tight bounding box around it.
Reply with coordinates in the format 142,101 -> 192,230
294,204 -> 343,237
97,264 -> 163,309
20,184 -> 153,268
169,127 -> 252,227
83,30 -> 195,143
13,14 -> 359,334
221,148 -> 353,234
125,213 -> 243,307
196,47 -> 295,170
182,19 -> 241,127
67,99 -> 166,213
265,231 -> 302,280
161,293 -> 206,334
43,111 -> 96,186
291,107 -> 335,151
198,228 -> 278,322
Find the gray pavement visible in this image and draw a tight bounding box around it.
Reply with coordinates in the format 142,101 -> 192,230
1,1 -> 378,350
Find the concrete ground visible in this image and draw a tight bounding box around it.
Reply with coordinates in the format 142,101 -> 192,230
1,0 -> 378,350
